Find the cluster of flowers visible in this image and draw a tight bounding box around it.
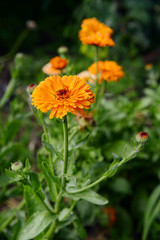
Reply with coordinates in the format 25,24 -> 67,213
30,17 -> 125,119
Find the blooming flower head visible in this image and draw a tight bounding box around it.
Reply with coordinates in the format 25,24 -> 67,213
31,75 -> 95,119
42,56 -> 68,76
79,18 -> 115,47
88,60 -> 124,83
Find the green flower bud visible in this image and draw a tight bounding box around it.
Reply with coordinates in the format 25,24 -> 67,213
58,46 -> 68,55
11,161 -> 23,171
136,131 -> 149,143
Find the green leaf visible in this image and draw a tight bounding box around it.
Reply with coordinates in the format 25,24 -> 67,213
17,211 -> 56,240
24,185 -> 46,216
42,141 -> 63,160
0,174 -> 12,187
0,208 -> 16,232
112,152 -> 121,160
70,133 -> 89,150
24,159 -> 31,173
66,190 -> 109,205
4,119 -> 21,144
0,78 -> 16,108
5,169 -> 22,182
0,142 -> 22,159
56,214 -> 77,232
142,185 -> 160,240
40,161 -> 61,202
28,173 -> 41,192
58,208 -> 70,221
73,219 -> 87,240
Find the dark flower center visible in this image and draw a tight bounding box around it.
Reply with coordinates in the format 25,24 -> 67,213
55,89 -> 70,100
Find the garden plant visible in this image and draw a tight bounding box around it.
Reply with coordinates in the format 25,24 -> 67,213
0,11 -> 160,240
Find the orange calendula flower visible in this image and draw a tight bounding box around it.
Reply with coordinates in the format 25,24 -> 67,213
88,60 -> 124,83
79,18 -> 115,47
31,75 -> 95,119
42,56 -> 68,75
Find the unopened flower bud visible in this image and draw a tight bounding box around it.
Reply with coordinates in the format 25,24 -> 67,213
26,20 -> 37,31
145,63 -> 153,70
11,161 -> 23,171
27,83 -> 37,94
58,46 -> 68,55
136,131 -> 149,143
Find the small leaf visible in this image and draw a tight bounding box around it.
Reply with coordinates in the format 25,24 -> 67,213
70,133 -> 89,150
66,190 -> 109,205
143,185 -> 160,240
28,173 -> 41,192
105,162 -> 118,178
0,78 -> 16,108
40,162 -> 61,202
112,152 -> 120,160
58,208 -> 70,221
42,141 -> 63,160
17,211 -> 56,240
5,169 -> 22,182
56,214 -> 77,232
24,159 -> 31,173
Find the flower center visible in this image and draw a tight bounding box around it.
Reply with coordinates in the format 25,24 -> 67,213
55,88 -> 70,100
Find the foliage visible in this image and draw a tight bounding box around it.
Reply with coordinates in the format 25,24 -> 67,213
0,1 -> 160,239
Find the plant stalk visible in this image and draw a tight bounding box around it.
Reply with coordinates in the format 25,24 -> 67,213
69,143 -> 143,194
62,115 -> 68,188
45,115 -> 69,239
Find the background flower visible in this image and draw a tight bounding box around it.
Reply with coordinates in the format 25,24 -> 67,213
88,60 -> 124,83
42,56 -> 68,75
79,18 -> 115,47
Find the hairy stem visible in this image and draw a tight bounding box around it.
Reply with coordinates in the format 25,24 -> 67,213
62,115 -> 68,188
68,143 -> 143,194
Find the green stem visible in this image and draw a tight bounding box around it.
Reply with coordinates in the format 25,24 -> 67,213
44,189 -> 63,239
36,192 -> 53,214
69,143 -> 143,194
94,46 -> 100,105
53,128 -> 77,164
95,80 -> 106,117
0,199 -> 25,232
0,29 -> 29,63
60,201 -> 76,221
44,115 -> 69,239
62,115 -> 68,188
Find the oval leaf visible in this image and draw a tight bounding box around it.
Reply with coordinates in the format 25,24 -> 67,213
66,190 -> 108,205
18,211 -> 56,240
